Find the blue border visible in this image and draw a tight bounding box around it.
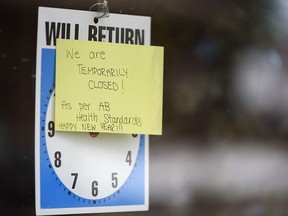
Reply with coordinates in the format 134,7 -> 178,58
39,48 -> 146,209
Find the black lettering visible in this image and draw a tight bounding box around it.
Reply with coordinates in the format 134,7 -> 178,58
115,27 -> 119,43
45,22 -> 61,46
66,23 -> 71,39
66,49 -> 80,59
121,28 -> 125,43
74,24 -> 79,40
106,26 -> 114,42
99,26 -> 106,41
88,25 -> 97,41
88,80 -> 119,91
61,23 -> 66,39
125,28 -> 134,44
45,22 -> 79,46
135,29 -> 144,45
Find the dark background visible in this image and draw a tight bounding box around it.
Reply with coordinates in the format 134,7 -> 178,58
1,0 -> 288,215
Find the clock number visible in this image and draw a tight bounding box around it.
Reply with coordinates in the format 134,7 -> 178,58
54,151 -> 62,168
48,121 -> 55,137
92,181 -> 98,197
126,151 -> 132,166
71,173 -> 78,189
112,173 -> 118,188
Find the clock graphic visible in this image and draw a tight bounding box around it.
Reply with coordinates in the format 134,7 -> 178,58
37,48 -> 148,214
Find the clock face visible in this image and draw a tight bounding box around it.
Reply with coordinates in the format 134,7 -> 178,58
37,40 -> 148,215
45,92 -> 140,200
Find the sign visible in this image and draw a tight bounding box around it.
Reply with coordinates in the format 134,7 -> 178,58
55,39 -> 163,135
35,7 -> 149,215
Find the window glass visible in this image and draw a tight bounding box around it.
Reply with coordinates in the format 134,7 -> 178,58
1,0 -> 288,215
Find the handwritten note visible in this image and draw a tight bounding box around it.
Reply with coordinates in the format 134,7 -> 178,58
54,39 -> 164,135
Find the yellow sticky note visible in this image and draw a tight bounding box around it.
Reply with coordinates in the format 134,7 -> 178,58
55,39 -> 164,135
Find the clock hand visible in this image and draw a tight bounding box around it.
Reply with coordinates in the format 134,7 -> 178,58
89,132 -> 100,138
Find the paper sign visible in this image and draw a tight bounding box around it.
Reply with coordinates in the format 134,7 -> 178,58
36,8 -> 150,215
55,39 -> 163,135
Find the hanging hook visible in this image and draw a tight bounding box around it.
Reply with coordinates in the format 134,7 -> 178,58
89,0 -> 110,21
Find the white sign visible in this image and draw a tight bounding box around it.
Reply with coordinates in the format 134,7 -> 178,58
35,7 -> 149,215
